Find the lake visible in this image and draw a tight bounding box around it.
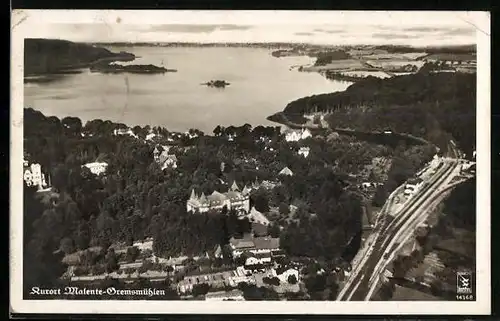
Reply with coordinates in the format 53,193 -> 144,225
24,46 -> 352,133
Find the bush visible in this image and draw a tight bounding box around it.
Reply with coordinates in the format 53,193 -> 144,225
126,246 -> 140,263
192,283 -> 210,297
263,276 -> 280,286
73,266 -> 89,276
287,274 -> 298,284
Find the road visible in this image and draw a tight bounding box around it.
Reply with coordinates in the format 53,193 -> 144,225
337,157 -> 460,301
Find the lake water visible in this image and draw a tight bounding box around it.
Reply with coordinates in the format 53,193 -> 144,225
24,46 -> 352,133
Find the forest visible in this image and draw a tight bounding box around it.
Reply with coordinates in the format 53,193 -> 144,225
24,38 -> 135,76
282,72 -> 476,157
314,50 -> 351,66
22,108 -> 385,292
374,44 -> 476,54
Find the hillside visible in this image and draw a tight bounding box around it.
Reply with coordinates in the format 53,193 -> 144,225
24,38 -> 135,76
374,44 -> 476,54
279,72 -> 476,156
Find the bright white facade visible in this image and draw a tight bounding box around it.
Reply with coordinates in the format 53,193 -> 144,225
276,268 -> 299,283
298,146 -> 310,158
113,128 -> 138,138
187,181 -> 250,213
285,128 -> 312,142
23,162 -> 47,189
82,162 -> 108,175
145,133 -> 157,141
279,167 -> 294,176
245,253 -> 272,266
245,207 -> 270,226
230,235 -> 280,258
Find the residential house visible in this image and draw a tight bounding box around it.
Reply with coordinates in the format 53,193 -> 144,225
178,268 -> 253,294
245,252 -> 272,266
245,207 -> 270,226
161,154 -> 177,170
405,177 -> 423,193
187,181 -> 250,213
298,146 -> 310,158
113,128 -> 138,138
145,133 -> 158,141
23,162 -> 47,189
275,268 -> 300,284
284,128 -> 312,142
153,145 -> 177,170
153,145 -> 170,161
229,235 -> 280,258
185,131 -> 200,139
132,238 -> 153,252
82,162 -> 108,176
278,167 -> 294,176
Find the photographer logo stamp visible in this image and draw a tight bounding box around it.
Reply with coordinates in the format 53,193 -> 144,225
456,271 -> 472,294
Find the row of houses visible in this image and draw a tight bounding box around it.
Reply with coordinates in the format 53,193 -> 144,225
177,266 -> 253,294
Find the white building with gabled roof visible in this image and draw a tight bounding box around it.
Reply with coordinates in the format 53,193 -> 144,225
113,127 -> 138,138
284,128 -> 312,142
82,162 -> 108,176
279,167 -> 294,176
187,181 -> 250,214
246,207 -> 270,226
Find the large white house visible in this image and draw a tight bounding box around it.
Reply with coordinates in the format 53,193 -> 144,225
113,128 -> 138,138
82,162 -> 108,176
23,162 -> 47,189
284,128 -> 312,142
245,252 -> 272,266
274,267 -> 300,284
187,181 -> 250,213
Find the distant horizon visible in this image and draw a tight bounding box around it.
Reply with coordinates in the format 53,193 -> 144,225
27,37 -> 478,50
14,11 -> 481,47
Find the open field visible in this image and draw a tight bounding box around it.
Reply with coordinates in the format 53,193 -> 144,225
362,52 -> 428,60
340,70 -> 392,79
302,59 -> 368,72
366,60 -> 425,69
422,53 -> 476,62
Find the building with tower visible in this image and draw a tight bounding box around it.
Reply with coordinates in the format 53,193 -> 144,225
186,181 -> 251,214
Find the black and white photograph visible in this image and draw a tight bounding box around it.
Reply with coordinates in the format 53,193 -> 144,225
10,10 -> 490,315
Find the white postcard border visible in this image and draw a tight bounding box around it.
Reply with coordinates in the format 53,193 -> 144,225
10,10 -> 491,315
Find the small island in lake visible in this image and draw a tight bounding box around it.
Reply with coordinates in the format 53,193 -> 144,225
202,80 -> 231,88
90,62 -> 177,74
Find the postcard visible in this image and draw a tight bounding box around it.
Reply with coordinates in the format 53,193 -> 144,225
10,10 -> 491,315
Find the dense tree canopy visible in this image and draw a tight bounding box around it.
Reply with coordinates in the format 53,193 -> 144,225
283,73 -> 476,156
